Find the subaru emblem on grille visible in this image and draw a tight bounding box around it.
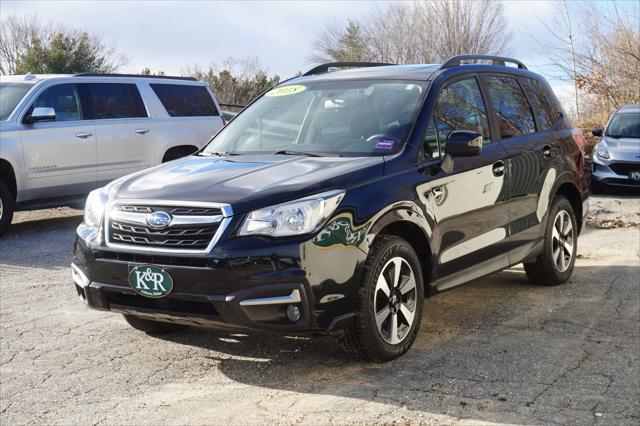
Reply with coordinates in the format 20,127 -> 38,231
146,211 -> 172,228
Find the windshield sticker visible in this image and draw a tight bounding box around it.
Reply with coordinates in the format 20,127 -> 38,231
375,139 -> 396,150
266,85 -> 307,97
313,216 -> 370,248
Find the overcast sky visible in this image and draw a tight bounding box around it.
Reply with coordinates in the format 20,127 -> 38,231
2,0 -> 579,108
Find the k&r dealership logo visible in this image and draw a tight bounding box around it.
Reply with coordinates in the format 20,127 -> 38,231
128,265 -> 174,298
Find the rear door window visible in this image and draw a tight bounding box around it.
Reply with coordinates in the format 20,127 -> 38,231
150,84 -> 219,117
83,83 -> 147,119
483,76 -> 536,138
28,83 -> 83,122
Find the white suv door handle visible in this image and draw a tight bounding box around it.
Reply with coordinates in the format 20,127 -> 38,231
135,128 -> 150,134
75,132 -> 93,139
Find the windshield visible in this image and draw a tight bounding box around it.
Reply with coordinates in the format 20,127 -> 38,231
606,112 -> 640,139
203,80 -> 426,157
0,83 -> 32,121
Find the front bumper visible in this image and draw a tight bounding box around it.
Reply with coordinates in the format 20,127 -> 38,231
72,235 -> 362,334
591,157 -> 640,188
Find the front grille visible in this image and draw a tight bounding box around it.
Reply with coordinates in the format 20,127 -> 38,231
609,162 -> 640,175
105,202 -> 231,252
110,220 -> 219,249
114,204 -> 222,216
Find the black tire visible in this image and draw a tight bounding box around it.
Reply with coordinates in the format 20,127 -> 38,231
524,196 -> 577,285
123,314 -> 188,335
0,180 -> 15,238
339,235 -> 424,362
590,179 -> 605,195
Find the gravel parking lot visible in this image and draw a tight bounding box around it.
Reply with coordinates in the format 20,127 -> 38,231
1,194 -> 639,425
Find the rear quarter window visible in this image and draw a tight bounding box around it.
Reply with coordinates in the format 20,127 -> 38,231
150,84 -> 219,117
522,78 -> 564,130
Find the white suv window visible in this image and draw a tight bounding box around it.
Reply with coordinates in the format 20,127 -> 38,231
84,83 -> 147,119
29,83 -> 83,122
150,84 -> 219,117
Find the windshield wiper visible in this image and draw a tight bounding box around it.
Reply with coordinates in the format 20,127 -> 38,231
273,150 -> 322,157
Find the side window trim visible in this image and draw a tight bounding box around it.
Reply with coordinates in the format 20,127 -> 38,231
22,82 -> 87,123
475,74 -> 501,144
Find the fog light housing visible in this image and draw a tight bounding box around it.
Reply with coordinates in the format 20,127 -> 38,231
286,304 -> 301,322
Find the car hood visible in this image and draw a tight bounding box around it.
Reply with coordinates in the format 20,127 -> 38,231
600,136 -> 640,162
112,154 -> 384,214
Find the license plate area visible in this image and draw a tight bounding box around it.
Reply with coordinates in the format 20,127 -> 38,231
128,264 -> 174,298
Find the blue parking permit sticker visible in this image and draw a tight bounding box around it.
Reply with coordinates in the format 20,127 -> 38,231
375,140 -> 395,150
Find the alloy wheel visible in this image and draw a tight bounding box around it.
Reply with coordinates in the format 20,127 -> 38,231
552,210 -> 574,272
373,257 -> 418,344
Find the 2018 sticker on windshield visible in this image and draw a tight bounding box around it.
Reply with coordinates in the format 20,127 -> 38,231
266,85 -> 307,97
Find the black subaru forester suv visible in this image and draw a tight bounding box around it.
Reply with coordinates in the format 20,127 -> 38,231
73,55 -> 589,362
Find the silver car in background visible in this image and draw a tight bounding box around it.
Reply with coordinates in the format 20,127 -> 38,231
591,104 -> 640,193
0,73 -> 224,236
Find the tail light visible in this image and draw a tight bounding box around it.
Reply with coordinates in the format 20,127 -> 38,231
572,129 -> 586,177
572,129 -> 586,149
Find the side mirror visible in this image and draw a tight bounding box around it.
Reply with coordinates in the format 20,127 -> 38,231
591,128 -> 603,137
24,107 -> 56,124
444,130 -> 482,157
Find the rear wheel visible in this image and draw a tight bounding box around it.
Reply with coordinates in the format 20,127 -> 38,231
123,314 -> 188,335
339,235 -> 424,362
0,180 -> 14,238
524,196 -> 577,285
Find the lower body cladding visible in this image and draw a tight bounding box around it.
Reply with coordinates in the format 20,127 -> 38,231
71,237 -> 363,335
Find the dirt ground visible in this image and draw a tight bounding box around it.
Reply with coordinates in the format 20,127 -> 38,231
1,193 -> 639,425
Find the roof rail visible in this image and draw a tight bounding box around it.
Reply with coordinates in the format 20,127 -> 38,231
439,55 -> 527,70
74,73 -> 197,81
303,62 -> 393,77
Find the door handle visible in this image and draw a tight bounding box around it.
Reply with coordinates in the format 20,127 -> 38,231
543,145 -> 553,158
135,128 -> 150,134
75,132 -> 93,139
492,160 -> 505,177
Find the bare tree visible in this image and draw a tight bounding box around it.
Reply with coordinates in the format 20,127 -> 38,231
0,14 -> 128,75
310,0 -> 512,65
0,14 -> 41,74
533,1 -> 640,124
183,57 -> 280,106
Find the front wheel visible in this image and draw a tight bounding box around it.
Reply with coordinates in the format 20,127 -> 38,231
524,196 -> 577,285
0,180 -> 15,238
339,235 -> 424,362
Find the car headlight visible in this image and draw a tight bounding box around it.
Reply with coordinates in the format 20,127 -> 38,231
84,187 -> 108,230
595,145 -> 610,159
238,190 -> 345,237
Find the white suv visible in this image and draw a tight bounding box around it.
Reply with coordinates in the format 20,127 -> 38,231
0,73 -> 225,236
